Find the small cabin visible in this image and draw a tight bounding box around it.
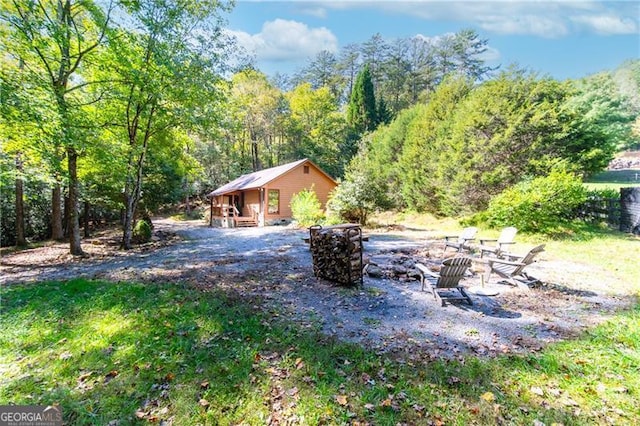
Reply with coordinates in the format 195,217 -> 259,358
207,159 -> 337,227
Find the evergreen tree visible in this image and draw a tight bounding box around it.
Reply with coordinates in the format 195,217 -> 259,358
376,96 -> 392,126
347,64 -> 377,134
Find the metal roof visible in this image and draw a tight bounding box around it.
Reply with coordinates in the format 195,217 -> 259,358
208,159 -> 330,197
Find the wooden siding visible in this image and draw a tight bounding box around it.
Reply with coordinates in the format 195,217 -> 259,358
264,161 -> 336,220
243,190 -> 260,218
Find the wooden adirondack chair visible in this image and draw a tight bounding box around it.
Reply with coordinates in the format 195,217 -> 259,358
478,227 -> 518,258
484,244 -> 545,287
443,227 -> 478,253
416,257 -> 473,306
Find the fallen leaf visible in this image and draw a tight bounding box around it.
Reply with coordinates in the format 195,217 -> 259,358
59,351 -> 72,360
530,386 -> 544,396
200,380 -> 209,389
135,410 -> 147,419
199,399 -> 210,408
380,398 -> 393,407
547,387 -> 561,397
78,372 -> 93,382
165,372 -> 175,382
364,403 -> 375,411
561,397 -> 579,407
481,391 -> 495,402
295,358 -> 305,370
335,395 -> 348,406
104,370 -> 118,384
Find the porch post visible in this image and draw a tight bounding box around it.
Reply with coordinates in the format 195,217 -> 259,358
209,196 -> 213,227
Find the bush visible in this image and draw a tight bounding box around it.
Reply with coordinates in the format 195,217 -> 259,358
133,219 -> 152,243
326,160 -> 385,225
290,188 -> 325,227
586,187 -> 619,200
479,170 -> 587,233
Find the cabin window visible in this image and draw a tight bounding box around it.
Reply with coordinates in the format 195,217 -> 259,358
268,189 -> 280,214
303,165 -> 310,174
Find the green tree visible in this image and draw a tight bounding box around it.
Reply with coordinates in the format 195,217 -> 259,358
293,50 -> 344,100
287,83 -> 347,176
562,72 -> 636,167
347,63 -> 377,135
359,33 -> 389,91
103,0 -> 232,249
2,0 -> 111,254
228,69 -> 284,172
290,187 -> 324,227
327,153 -> 387,225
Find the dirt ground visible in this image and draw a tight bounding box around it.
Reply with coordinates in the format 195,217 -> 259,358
0,218 -> 633,360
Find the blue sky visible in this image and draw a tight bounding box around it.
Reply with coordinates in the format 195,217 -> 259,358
223,1 -> 639,80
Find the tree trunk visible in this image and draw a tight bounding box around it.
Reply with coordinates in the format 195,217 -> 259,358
122,193 -> 135,250
185,178 -> 191,216
63,194 -> 70,237
67,147 -> 83,255
122,144 -> 148,249
251,134 -> 259,172
84,200 -> 91,238
51,182 -> 64,240
15,154 -> 26,247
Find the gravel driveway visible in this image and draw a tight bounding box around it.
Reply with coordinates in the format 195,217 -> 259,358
1,218 -> 630,359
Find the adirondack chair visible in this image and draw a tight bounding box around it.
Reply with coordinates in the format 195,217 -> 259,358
484,244 -> 545,287
443,227 -> 478,253
416,257 -> 473,306
478,227 -> 518,258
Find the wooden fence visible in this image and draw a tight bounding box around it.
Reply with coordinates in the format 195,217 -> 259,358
577,187 -> 640,234
577,197 -> 621,225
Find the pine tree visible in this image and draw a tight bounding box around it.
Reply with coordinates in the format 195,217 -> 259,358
347,64 -> 377,134
376,96 -> 392,126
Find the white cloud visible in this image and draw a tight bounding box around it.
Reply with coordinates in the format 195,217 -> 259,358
478,14 -> 569,38
297,6 -> 328,18
476,45 -> 501,62
571,14 -> 639,35
228,19 -> 338,62
324,1 -> 639,38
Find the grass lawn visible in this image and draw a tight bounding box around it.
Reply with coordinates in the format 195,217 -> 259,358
584,169 -> 640,191
2,274 -> 639,424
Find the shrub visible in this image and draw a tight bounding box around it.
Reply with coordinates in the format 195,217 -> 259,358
133,219 -> 152,243
326,160 -> 385,225
290,188 -> 325,227
586,188 -> 619,200
481,170 -> 588,233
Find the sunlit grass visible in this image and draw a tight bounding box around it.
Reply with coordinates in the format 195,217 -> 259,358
1,279 -> 638,424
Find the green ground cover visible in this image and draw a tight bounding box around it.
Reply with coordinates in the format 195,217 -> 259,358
2,269 -> 639,424
584,169 -> 640,191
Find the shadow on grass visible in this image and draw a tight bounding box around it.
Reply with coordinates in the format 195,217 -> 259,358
543,221 -> 636,242
1,280 -> 638,425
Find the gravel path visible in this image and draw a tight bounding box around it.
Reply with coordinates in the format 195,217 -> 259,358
1,218 -> 631,360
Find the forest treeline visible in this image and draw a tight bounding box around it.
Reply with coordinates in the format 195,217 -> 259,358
1,1 -> 639,250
